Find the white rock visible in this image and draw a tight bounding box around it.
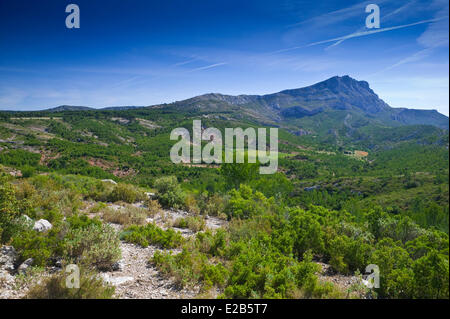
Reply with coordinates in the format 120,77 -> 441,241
102,179 -> 118,185
101,274 -> 134,286
111,260 -> 125,272
33,219 -> 52,232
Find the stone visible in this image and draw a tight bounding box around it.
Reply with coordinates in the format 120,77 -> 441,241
55,259 -> 63,268
101,274 -> 134,286
33,219 -> 52,232
17,258 -> 33,275
111,259 -> 125,272
0,246 -> 18,273
145,192 -> 155,198
304,185 -> 321,191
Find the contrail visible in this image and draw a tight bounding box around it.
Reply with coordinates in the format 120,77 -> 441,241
189,62 -> 227,72
307,17 -> 447,46
272,17 -> 447,54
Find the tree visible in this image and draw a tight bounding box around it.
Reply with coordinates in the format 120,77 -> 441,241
0,178 -> 22,242
413,250 -> 449,299
289,208 -> 324,258
153,176 -> 185,208
220,162 -> 259,190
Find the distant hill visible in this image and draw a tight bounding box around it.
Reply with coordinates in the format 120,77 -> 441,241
45,105 -> 94,112
101,106 -> 144,111
43,105 -> 143,112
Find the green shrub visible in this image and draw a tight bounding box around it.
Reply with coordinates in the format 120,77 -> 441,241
121,223 -> 183,248
225,185 -> 274,219
1,178 -> 33,243
20,166 -> 36,178
67,214 -> 102,229
88,202 -> 107,214
152,248 -> 228,289
11,229 -> 62,266
173,216 -> 206,232
194,229 -> 228,256
412,250 -> 449,299
289,208 -> 325,258
153,176 -> 185,209
200,194 -> 227,217
173,217 -> 188,229
108,183 -> 144,204
63,223 -> 121,270
326,235 -> 371,274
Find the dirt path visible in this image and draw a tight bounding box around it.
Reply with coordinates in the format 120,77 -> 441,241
102,242 -> 199,299
99,205 -> 226,299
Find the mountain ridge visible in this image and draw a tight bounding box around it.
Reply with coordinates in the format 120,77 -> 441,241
161,75 -> 448,131
3,76 -> 448,133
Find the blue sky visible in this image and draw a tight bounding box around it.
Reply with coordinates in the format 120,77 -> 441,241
0,0 -> 448,115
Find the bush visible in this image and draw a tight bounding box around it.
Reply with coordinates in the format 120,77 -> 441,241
289,208 -> 325,258
153,176 -> 185,209
121,223 -> 183,248
21,166 -> 35,178
152,248 -> 228,289
67,214 -> 102,229
25,268 -> 114,299
14,180 -> 37,201
184,194 -> 200,214
145,198 -> 162,216
200,194 -> 227,217
225,185 -> 274,219
0,178 -> 33,243
88,202 -> 107,214
11,229 -> 62,266
63,223 -> 121,270
173,216 -> 206,232
108,183 -> 144,204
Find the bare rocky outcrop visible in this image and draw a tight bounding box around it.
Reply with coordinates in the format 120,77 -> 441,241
33,219 -> 53,232
0,246 -> 18,274
17,258 -> 34,275
0,246 -> 19,298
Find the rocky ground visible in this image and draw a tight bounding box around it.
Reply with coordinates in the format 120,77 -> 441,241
97,203 -> 225,298
0,201 -> 226,299
0,246 -> 50,299
315,262 -> 368,298
101,242 -> 199,299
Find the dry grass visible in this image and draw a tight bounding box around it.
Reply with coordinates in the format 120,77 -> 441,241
145,198 -> 162,217
172,216 -> 206,232
102,205 -> 148,226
